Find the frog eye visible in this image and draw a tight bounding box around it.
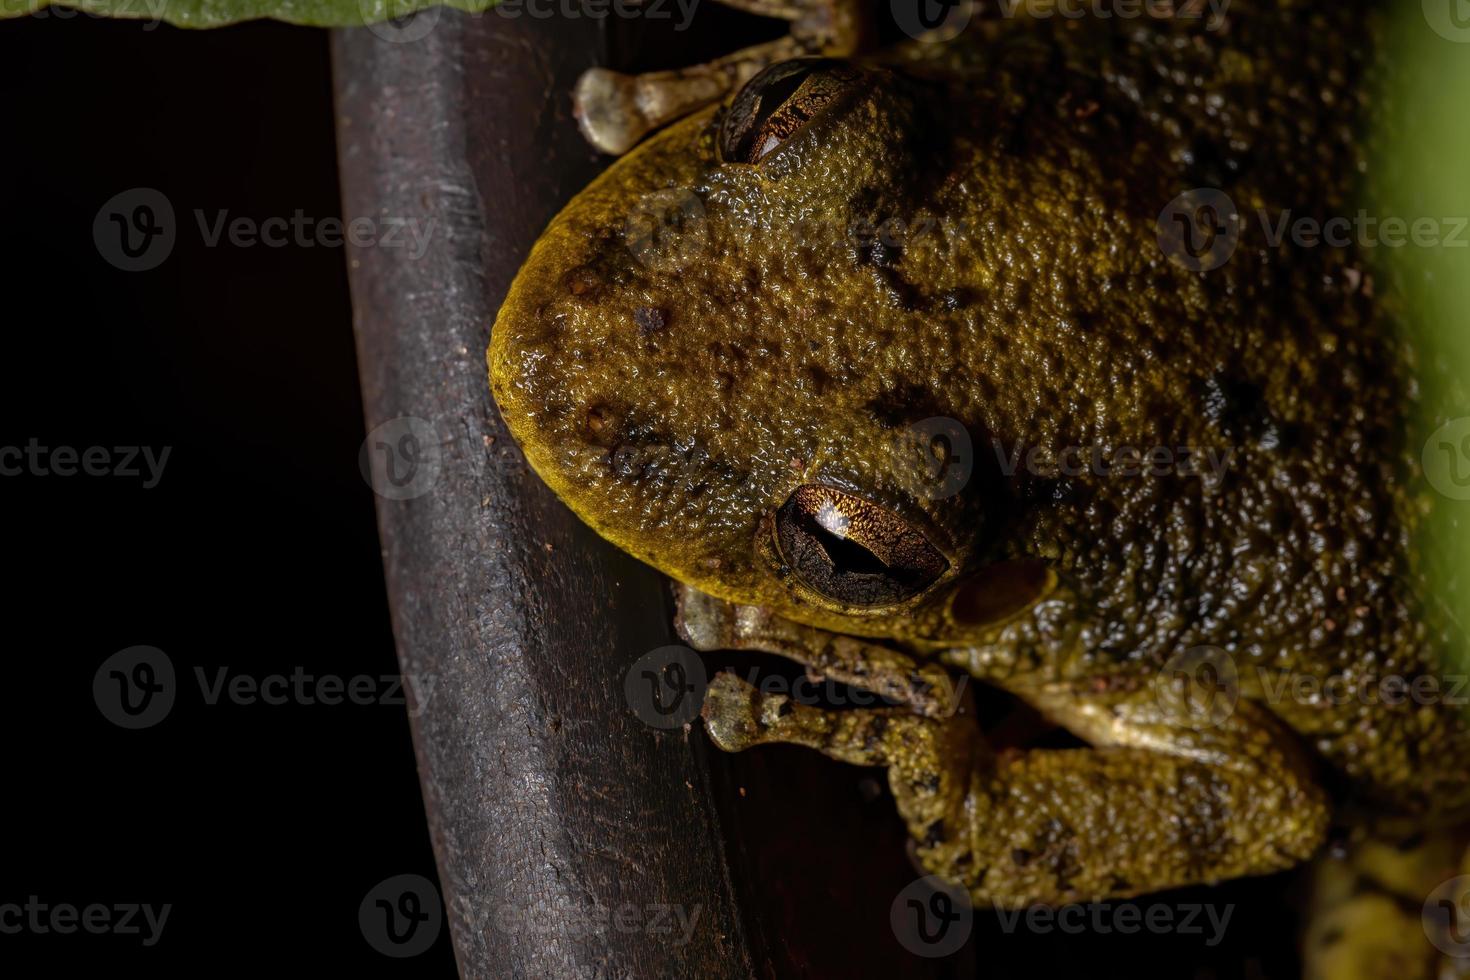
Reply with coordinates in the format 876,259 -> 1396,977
774,485 -> 948,607
719,59 -> 868,165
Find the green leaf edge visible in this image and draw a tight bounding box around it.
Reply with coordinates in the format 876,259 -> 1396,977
1,0 -> 496,29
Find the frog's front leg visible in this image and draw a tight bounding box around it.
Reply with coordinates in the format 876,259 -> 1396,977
703,671 -> 982,881
674,583 -> 964,718
573,0 -> 868,154
704,672 -> 1331,905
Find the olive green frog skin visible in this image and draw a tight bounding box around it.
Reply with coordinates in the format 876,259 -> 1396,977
489,0 -> 1470,963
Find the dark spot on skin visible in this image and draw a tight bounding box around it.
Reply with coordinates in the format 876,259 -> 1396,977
1201,372 -> 1286,449
564,265 -> 603,299
608,444 -> 644,480
924,820 -> 947,847
864,715 -> 890,750
862,383 -> 945,429
776,698 -> 795,718
861,240 -> 902,269
940,288 -> 972,310
1011,848 -> 1034,867
634,306 -> 668,336
867,263 -> 922,311
585,404 -> 621,447
1318,928 -> 1343,948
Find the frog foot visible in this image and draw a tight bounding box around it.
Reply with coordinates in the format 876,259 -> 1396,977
702,667 -> 1332,906
674,583 -> 964,718
573,0 -> 869,155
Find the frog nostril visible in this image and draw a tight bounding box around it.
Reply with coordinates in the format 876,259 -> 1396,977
773,485 -> 948,607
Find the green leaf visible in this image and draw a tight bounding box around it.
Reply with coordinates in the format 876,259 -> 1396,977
1,0 -> 494,29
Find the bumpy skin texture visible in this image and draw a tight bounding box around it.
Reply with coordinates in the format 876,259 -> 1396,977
490,0 -> 1470,908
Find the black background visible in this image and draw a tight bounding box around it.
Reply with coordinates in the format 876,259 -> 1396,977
0,14 -> 455,973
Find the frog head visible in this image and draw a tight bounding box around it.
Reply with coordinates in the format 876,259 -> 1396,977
490,58 -> 1056,646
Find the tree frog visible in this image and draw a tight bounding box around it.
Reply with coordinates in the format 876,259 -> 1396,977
488,1 -> 1470,972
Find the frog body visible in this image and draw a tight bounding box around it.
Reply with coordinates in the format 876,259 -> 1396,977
488,0 -> 1470,961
